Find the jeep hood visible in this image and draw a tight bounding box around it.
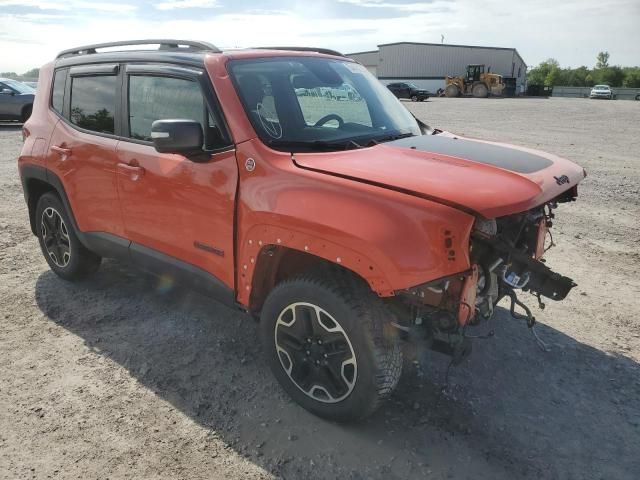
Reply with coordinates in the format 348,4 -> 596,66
293,134 -> 586,218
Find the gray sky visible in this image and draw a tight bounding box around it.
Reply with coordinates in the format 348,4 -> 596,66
1,0 -> 638,73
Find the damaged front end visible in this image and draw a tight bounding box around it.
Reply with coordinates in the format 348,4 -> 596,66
392,191 -> 578,363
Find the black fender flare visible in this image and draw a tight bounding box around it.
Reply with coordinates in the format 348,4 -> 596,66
20,164 -> 82,238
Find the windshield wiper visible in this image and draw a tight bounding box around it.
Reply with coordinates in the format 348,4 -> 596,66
267,139 -> 365,152
372,131 -> 417,144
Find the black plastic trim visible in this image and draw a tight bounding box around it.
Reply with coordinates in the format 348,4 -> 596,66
129,242 -> 236,307
70,64 -> 119,76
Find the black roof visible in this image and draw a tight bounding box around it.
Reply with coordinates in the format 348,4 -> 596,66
54,39 -> 345,69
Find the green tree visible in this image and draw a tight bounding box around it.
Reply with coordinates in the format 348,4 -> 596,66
594,66 -> 625,87
0,71 -> 18,79
527,58 -> 561,86
21,68 -> 39,78
596,51 -> 610,69
584,74 -> 594,86
622,68 -> 640,88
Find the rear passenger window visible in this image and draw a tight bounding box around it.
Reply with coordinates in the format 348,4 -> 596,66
51,69 -> 67,114
70,76 -> 117,134
128,76 -> 207,142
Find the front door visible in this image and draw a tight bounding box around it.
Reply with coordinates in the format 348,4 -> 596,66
115,69 -> 238,290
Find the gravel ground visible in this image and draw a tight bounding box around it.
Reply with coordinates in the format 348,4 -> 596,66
1,97 -> 639,480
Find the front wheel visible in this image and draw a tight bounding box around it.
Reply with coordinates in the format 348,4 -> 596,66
445,84 -> 460,97
260,271 -> 402,422
472,83 -> 489,98
411,95 -> 418,102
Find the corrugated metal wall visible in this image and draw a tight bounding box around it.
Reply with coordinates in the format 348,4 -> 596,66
552,86 -> 640,100
347,51 -> 380,76
348,43 -> 528,93
378,44 -> 526,85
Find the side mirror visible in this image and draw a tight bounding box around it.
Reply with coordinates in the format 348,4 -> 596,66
151,119 -> 203,155
1,88 -> 14,95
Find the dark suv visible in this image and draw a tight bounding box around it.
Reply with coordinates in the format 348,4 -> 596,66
386,82 -> 429,101
0,78 -> 34,122
18,39 -> 584,422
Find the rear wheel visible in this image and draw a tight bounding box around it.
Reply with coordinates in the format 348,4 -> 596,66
445,84 -> 460,97
472,83 -> 489,98
411,95 -> 418,102
260,271 -> 402,422
35,192 -> 101,281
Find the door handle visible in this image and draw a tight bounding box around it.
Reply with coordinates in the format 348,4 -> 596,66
50,145 -> 71,160
117,162 -> 145,181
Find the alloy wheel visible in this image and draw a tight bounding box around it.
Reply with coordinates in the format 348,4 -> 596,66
41,207 -> 71,268
274,302 -> 357,403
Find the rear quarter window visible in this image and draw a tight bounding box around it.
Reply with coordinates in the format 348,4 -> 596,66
51,69 -> 67,114
70,75 -> 117,134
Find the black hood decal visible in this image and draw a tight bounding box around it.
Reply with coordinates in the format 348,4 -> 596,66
387,135 -> 553,174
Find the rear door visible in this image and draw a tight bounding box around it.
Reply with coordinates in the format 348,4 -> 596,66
46,65 -> 125,238
115,64 -> 238,290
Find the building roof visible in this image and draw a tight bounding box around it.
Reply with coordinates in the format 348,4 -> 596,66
345,49 -> 379,56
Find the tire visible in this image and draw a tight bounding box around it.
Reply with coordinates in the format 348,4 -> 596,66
35,192 -> 101,281
260,270 -> 402,422
420,96 -> 428,102
445,84 -> 460,97
411,95 -> 418,102
472,83 -> 489,98
21,105 -> 32,123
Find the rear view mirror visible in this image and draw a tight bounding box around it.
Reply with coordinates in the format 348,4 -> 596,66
151,119 -> 203,155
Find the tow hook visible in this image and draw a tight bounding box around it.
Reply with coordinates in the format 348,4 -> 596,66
505,289 -> 550,352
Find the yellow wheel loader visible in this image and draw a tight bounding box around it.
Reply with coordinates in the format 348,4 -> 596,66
445,64 -> 504,98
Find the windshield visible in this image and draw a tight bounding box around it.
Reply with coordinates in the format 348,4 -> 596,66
594,85 -> 610,89
228,57 -> 420,151
1,79 -> 35,94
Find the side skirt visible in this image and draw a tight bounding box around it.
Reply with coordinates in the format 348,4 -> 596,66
82,231 -> 238,309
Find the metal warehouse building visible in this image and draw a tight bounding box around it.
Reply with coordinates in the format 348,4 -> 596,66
348,42 -> 527,96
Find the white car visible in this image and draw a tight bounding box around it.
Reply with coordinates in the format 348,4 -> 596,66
589,85 -> 613,99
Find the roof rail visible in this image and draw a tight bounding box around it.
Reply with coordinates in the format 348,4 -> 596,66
255,46 -> 345,57
56,39 -> 221,59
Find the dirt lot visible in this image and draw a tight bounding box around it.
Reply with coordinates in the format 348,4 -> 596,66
1,97 -> 639,480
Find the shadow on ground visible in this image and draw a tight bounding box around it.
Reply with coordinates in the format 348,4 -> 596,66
35,260 -> 640,479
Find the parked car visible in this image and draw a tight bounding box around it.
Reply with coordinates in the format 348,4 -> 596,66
23,81 -> 38,90
589,84 -> 613,99
0,78 -> 35,122
386,82 -> 430,101
19,40 -> 585,422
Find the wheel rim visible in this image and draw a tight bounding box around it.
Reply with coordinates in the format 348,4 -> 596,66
41,207 -> 71,268
274,302 -> 357,403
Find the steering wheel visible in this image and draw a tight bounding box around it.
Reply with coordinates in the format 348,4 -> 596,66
314,114 -> 344,128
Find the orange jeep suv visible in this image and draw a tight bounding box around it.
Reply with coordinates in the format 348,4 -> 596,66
18,40 -> 585,421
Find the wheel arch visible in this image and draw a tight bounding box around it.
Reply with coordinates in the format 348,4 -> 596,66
21,103 -> 33,121
247,244 -> 375,316
20,165 -> 80,236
